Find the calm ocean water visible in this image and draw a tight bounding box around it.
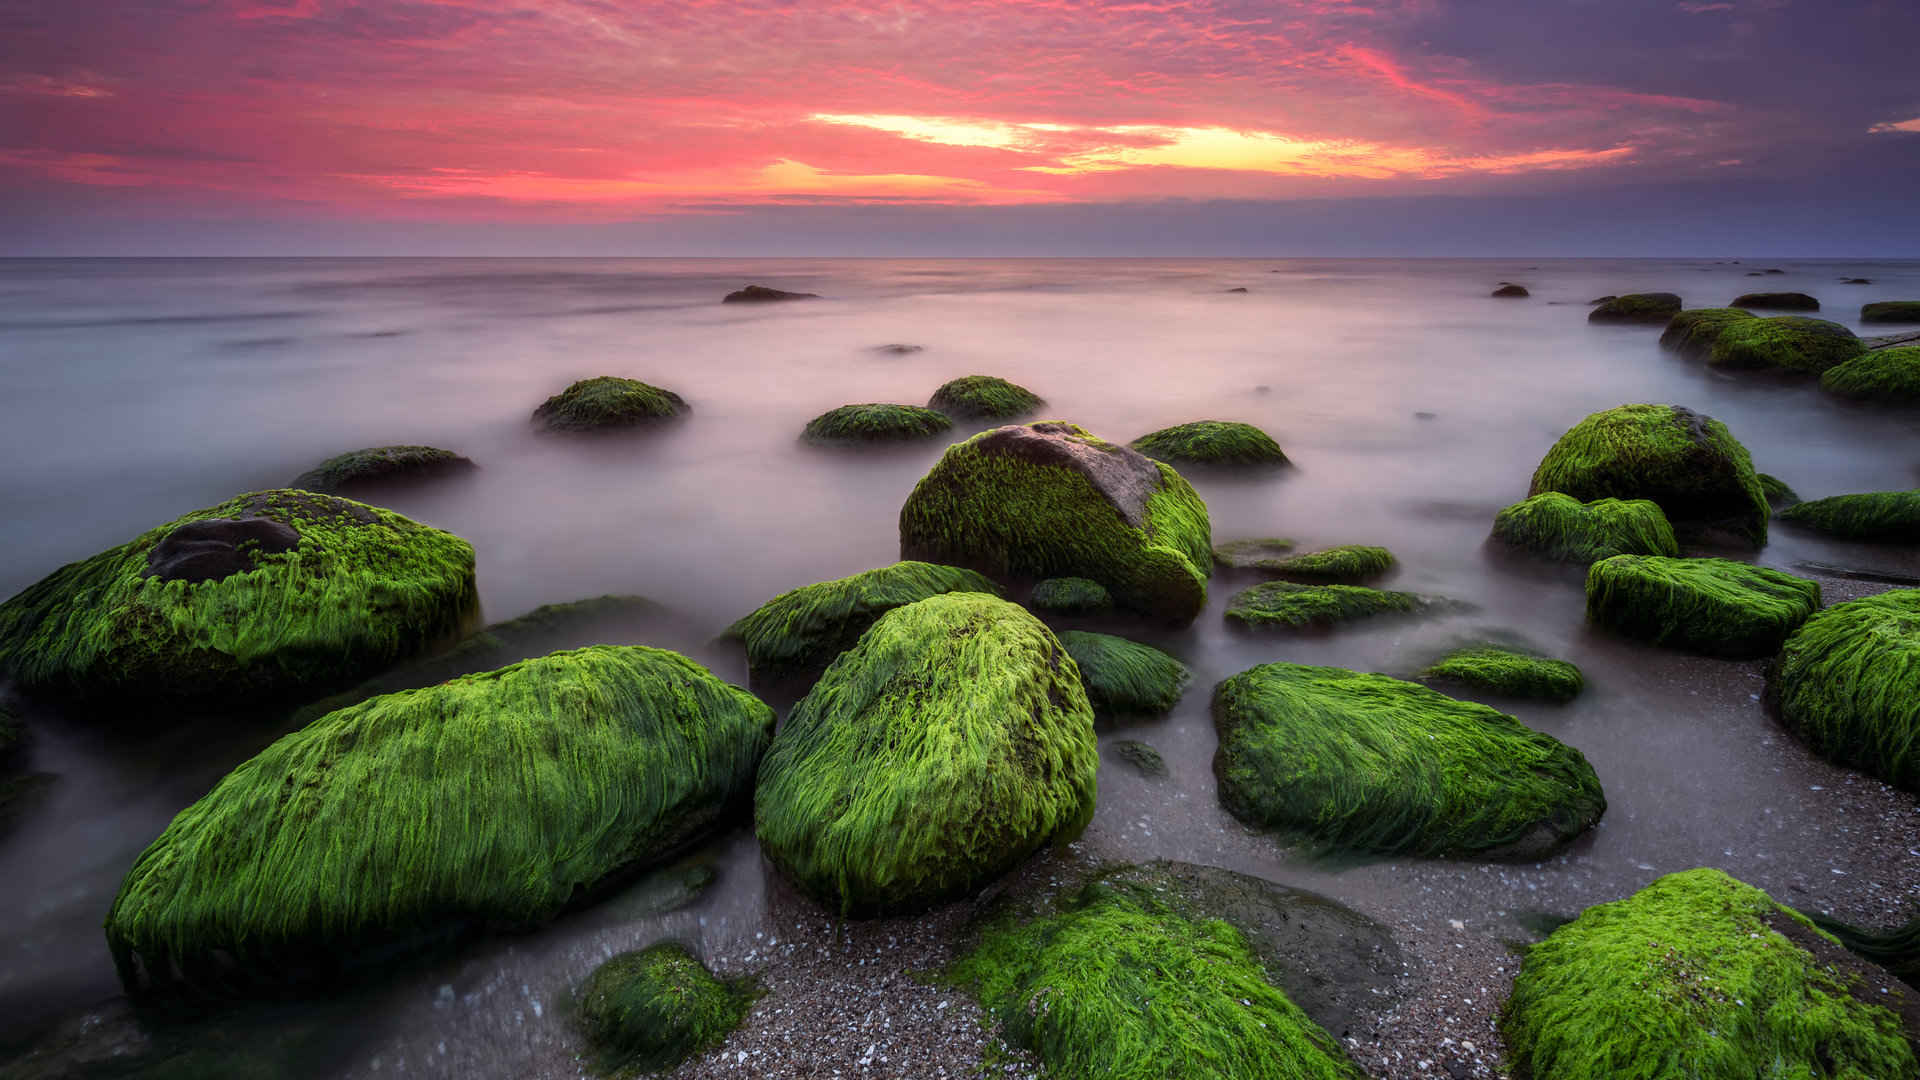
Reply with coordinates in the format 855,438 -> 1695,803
1,257 -> 1917,1075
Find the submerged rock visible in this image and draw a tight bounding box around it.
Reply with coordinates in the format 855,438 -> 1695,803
1130,420 -> 1289,468
722,284 -> 819,303
1658,307 -> 1757,359
1212,662 -> 1604,859
1419,645 -> 1584,703
1059,630 -> 1190,719
1757,472 -> 1801,508
1778,490 -> 1920,543
1107,739 -> 1168,778
1256,544 -> 1395,584
532,376 -> 689,432
754,593 -> 1096,915
801,403 -> 952,444
1731,291 -> 1820,311
1585,555 -> 1819,659
577,943 -> 758,1075
104,646 -> 774,994
1821,346 -> 1920,403
1862,301 -> 1920,324
1708,316 -> 1865,374
926,375 -> 1044,421
1224,581 -> 1458,630
1492,283 -> 1530,298
1588,292 -> 1682,324
1490,492 -> 1678,564
872,343 -> 924,355
1211,537 -> 1297,570
1029,576 -> 1113,615
291,445 -> 475,495
1772,590 -> 1920,792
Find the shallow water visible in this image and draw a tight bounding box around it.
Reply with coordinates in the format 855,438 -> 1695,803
2,257 -> 1918,1076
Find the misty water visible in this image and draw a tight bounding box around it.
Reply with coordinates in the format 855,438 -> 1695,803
1,257 -> 1917,1077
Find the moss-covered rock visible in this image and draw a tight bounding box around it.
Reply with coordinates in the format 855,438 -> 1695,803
1059,630 -> 1190,720
1809,913 -> 1920,990
754,593 -> 1096,915
532,376 -> 688,432
800,403 -> 952,444
1212,662 -> 1604,859
1770,589 -> 1920,792
1862,301 -> 1920,324
1731,291 -> 1820,311
577,943 -> 757,1075
1129,420 -> 1289,468
1258,544 -> 1395,584
1585,555 -> 1820,659
1528,403 -> 1769,547
1588,292 -> 1681,324
1224,581 -> 1456,631
1758,472 -> 1801,508
899,422 -> 1213,624
1107,739 -> 1168,778
1778,490 -> 1920,543
1490,492 -> 1678,564
1419,646 -> 1584,703
1821,346 -> 1920,403
1029,577 -> 1113,615
1502,868 -> 1917,1080
1658,307 -> 1758,359
926,375 -> 1044,421
104,646 -> 774,994
0,490 -> 477,706
1210,537 -> 1297,570
722,562 -> 1000,684
1708,316 -> 1865,374
1492,284 -> 1530,298
290,445 -> 475,495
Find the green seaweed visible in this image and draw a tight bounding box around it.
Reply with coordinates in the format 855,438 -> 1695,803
801,403 -> 953,444
1211,662 -> 1605,859
1129,420 -> 1289,467
1778,490 -> 1920,543
1490,492 -> 1679,564
532,376 -> 688,432
1502,868 -> 1917,1080
1585,555 -> 1820,659
1758,473 -> 1801,508
1708,316 -> 1865,375
1259,545 -> 1395,584
1820,346 -> 1920,403
1419,645 -> 1584,703
104,645 -> 774,995
576,943 -> 758,1076
1107,739 -> 1168,778
1223,581 -> 1453,630
1658,308 -> 1758,359
723,562 -> 1000,683
1029,576 -> 1113,615
1588,292 -> 1681,324
290,445 -> 474,494
926,375 -> 1044,420
753,593 -> 1097,915
1770,589 -> 1920,793
1731,291 -> 1820,311
1862,301 -> 1920,324
1059,630 -> 1191,719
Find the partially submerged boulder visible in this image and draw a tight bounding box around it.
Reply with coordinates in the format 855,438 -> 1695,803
290,445 -> 475,495
1708,316 -> 1864,374
1059,630 -> 1191,720
0,490 -> 477,705
722,284 -> 818,303
1257,544 -> 1395,584
1490,493 -> 1678,564
1585,555 -> 1819,659
532,376 -> 689,432
1778,490 -> 1920,543
1731,291 -> 1820,311
1224,581 -> 1459,631
1211,537 -> 1296,570
1758,472 -> 1801,508
801,403 -> 952,444
1502,868 -> 1918,1080
899,422 -> 1213,623
1862,301 -> 1920,324
1029,576 -> 1113,615
1770,589 -> 1920,792
1419,645 -> 1584,703
1212,662 -> 1604,859
754,593 -> 1097,915
1492,284 -> 1530,298
1658,307 -> 1757,359
105,646 -> 774,994
577,943 -> 758,1075
1821,346 -> 1920,403
1129,420 -> 1289,468
1528,403 -> 1769,547
1588,293 -> 1681,324
926,375 -> 1044,421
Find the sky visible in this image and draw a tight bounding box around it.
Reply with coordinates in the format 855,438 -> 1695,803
2,0 -> 1917,255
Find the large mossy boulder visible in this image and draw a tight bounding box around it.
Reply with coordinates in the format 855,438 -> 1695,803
1528,403 -> 1769,547
1658,307 -> 1757,359
290,445 -> 475,495
1058,630 -> 1191,720
576,943 -> 757,1075
801,403 -> 952,444
104,646 -> 774,994
532,376 -> 688,432
753,593 -> 1097,915
1490,492 -> 1678,564
1257,544 -> 1395,584
1502,868 -> 1917,1080
1589,292 -> 1681,324
1585,555 -> 1820,659
926,375 -> 1044,421
1862,301 -> 1920,324
1129,420 -> 1289,468
1212,663 -> 1604,859
0,490 -> 477,706
898,422 -> 1213,624
1419,645 -> 1584,703
1778,491 -> 1920,543
1708,316 -> 1865,374
1821,346 -> 1920,403
722,562 -> 1000,684
1731,291 -> 1820,311
1770,589 -> 1920,792
1223,581 -> 1456,631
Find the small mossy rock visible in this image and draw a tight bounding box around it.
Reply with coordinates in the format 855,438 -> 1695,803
1224,581 -> 1457,631
1259,544 -> 1395,584
0,490 -> 477,705
1528,403 -> 1769,547
801,403 -> 952,444
1587,294 -> 1617,305
1108,738 -> 1168,778
1212,662 -> 1605,859
1211,537 -> 1297,570
1821,346 -> 1920,403
1757,472 -> 1800,508
1778,490 -> 1920,543
1862,301 -> 1920,324
947,881 -> 1365,1080
723,562 -> 1000,684
104,646 -> 775,995
1708,315 -> 1865,375
1658,307 -> 1758,359
1059,630 -> 1191,719
1731,291 -> 1820,311
926,375 -> 1044,421
1502,868 -> 1918,1080
1490,493 -> 1678,564
1771,589 -> 1920,792
1129,420 -> 1289,468
1808,912 -> 1920,989
290,445 -> 475,495
898,422 -> 1213,624
577,943 -> 757,1075
532,376 -> 688,432
722,284 -> 818,303
1585,555 -> 1820,659
1492,284 -> 1529,298
1420,645 -> 1584,703
1030,576 -> 1113,615
1588,292 -> 1681,324
753,593 -> 1097,915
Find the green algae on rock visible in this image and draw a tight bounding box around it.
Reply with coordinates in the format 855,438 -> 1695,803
577,943 -> 758,1076
0,490 -> 478,705
926,375 -> 1044,421
1059,630 -> 1191,719
723,562 -> 1000,684
1212,662 -> 1604,859
1588,292 -> 1682,324
1808,912 -> 1920,990
1820,346 -> 1920,403
1210,537 -> 1297,570
290,445 -> 475,495
1129,420 -> 1289,468
1528,403 -> 1769,547
1224,581 -> 1456,631
1489,492 -> 1678,564
1657,307 -> 1758,359
800,403 -> 953,444
898,421 -> 1213,624
1708,316 -> 1865,374
1029,576 -> 1114,615
1862,301 -> 1920,324
104,645 -> 774,995
1778,490 -> 1920,543
1502,868 -> 1917,1080
1419,645 -> 1584,703
531,376 -> 689,432
1730,291 -> 1820,311
1258,544 -> 1395,584
1770,589 -> 1920,793
1585,555 -> 1820,659
753,593 -> 1096,915
1757,472 -> 1801,508
1107,738 -> 1168,778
